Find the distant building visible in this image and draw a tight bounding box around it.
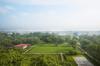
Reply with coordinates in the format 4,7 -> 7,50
15,44 -> 31,49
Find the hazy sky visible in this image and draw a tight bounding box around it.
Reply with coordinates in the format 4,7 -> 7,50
0,0 -> 100,31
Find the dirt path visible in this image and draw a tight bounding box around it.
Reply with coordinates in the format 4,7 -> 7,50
74,56 -> 94,66
60,53 -> 64,62
23,46 -> 35,54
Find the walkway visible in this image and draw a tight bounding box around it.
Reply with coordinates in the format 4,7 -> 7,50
74,56 -> 94,66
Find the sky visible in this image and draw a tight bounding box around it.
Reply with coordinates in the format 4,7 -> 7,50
0,0 -> 100,31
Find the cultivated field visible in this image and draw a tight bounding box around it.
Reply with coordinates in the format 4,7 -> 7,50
28,46 -> 74,54
26,44 -> 76,54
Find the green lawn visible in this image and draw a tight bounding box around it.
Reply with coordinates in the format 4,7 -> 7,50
27,44 -> 74,53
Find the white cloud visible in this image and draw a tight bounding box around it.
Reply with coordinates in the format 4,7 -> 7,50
7,7 -> 100,31
2,0 -> 100,31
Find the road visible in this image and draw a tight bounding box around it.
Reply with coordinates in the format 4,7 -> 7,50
74,56 -> 94,66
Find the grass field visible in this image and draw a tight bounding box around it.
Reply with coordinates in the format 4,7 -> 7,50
28,46 -> 74,53
26,44 -> 78,54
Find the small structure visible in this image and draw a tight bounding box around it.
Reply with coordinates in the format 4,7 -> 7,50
15,44 -> 31,49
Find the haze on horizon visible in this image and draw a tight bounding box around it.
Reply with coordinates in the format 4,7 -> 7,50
0,0 -> 100,31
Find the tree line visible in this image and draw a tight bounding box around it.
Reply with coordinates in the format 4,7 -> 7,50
0,32 -> 74,48
79,35 -> 100,64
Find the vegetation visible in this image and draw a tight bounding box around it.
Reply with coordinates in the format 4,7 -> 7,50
79,35 -> 100,65
0,32 -> 100,66
0,32 -> 78,66
27,44 -> 78,54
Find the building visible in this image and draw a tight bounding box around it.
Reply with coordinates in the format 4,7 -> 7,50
15,44 -> 31,49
